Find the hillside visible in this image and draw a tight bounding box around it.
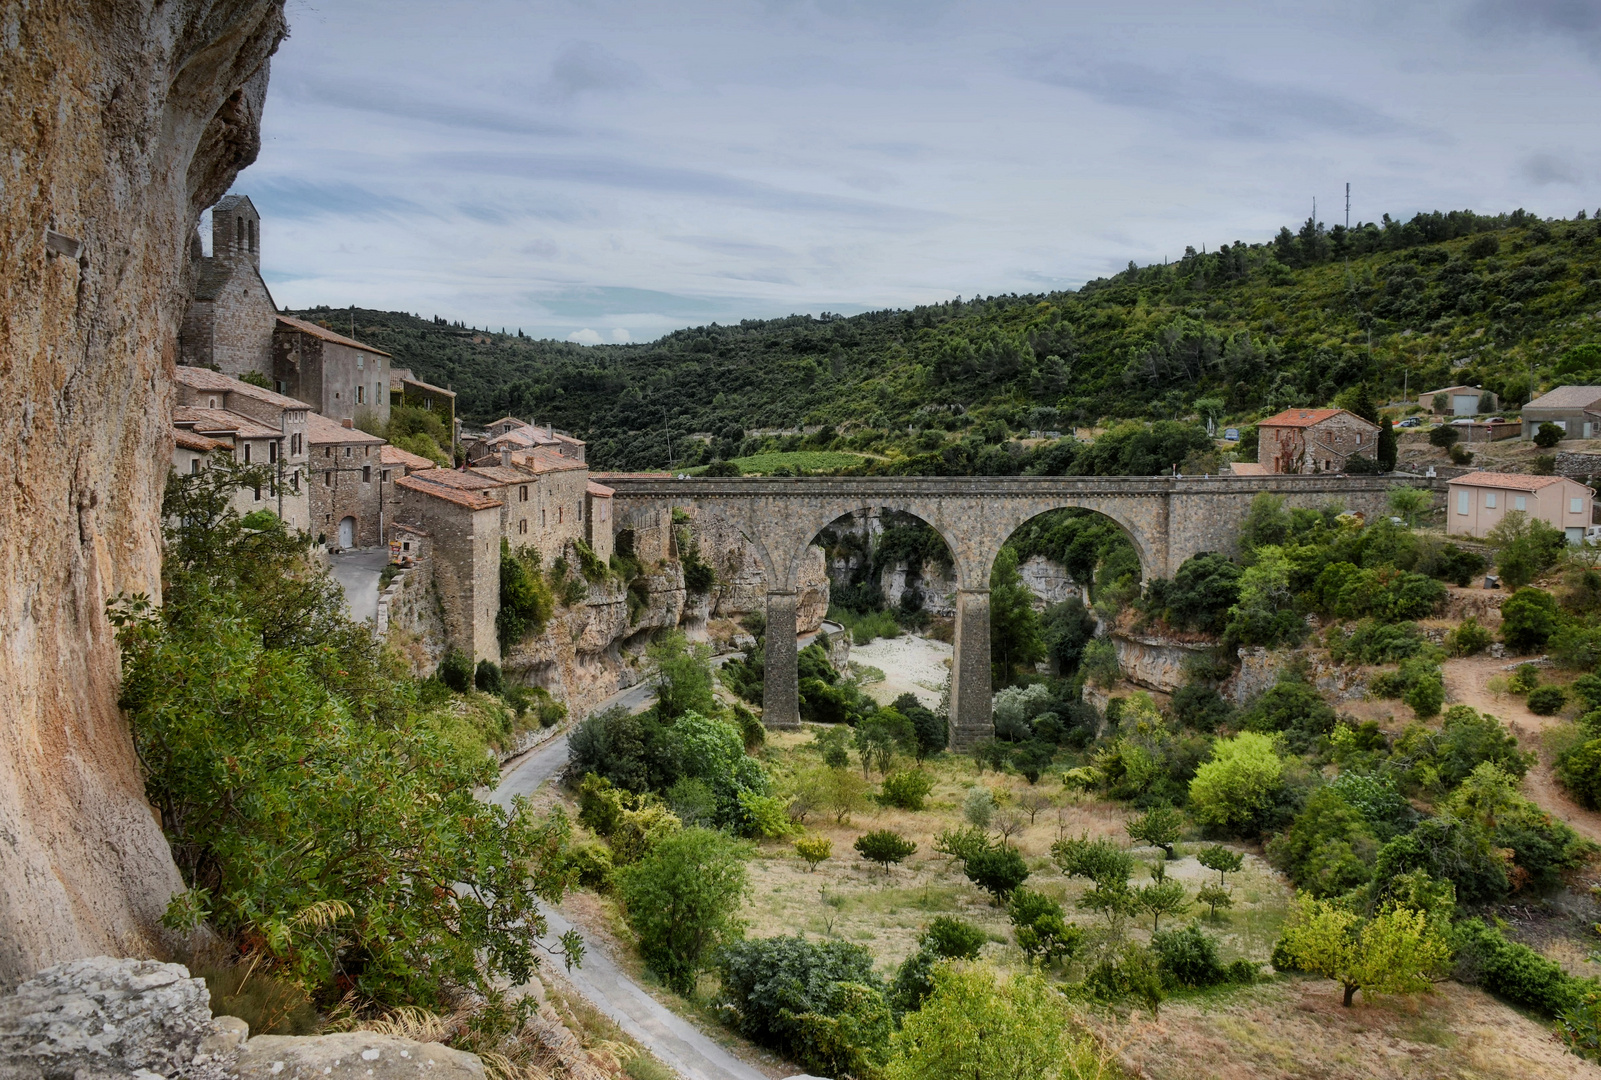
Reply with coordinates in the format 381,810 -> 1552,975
292,208 -> 1601,472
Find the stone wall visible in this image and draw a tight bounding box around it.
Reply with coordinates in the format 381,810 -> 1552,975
310,437 -> 384,548
0,0 -> 287,988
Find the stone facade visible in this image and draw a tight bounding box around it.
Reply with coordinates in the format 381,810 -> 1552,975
1256,408 -> 1383,474
307,413 -> 387,549
172,366 -> 312,531
178,195 -> 278,379
586,481 -> 615,562
273,315 -> 392,427
393,475 -> 503,664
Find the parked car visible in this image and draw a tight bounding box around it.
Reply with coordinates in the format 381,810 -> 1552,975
1223,428 -> 1240,442
1398,417 -> 1422,428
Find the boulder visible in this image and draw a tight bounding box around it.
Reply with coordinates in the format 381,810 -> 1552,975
236,1034 -> 482,1080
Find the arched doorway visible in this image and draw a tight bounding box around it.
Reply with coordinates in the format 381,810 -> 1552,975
338,516 -> 355,549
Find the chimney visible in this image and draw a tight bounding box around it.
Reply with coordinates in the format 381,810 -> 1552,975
341,417 -> 354,428
501,447 -> 512,468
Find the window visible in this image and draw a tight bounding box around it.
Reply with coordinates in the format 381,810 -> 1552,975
577,502 -> 582,522
243,443 -> 251,464
362,465 -> 371,483
1485,492 -> 1496,509
518,519 -> 527,535
291,470 -> 300,493
357,385 -> 365,405
402,541 -> 411,552
1573,497 -> 1586,514
324,471 -> 332,486
558,507 -> 563,524
520,485 -> 528,502
1457,491 -> 1469,515
269,441 -> 278,464
364,446 -> 370,457
1516,495 -> 1527,511
275,380 -> 287,395
541,509 -> 546,526
208,397 -> 217,409
252,485 -> 261,502
236,218 -> 244,248
344,447 -> 351,458
290,433 -> 301,456
381,469 -> 390,483
190,458 -> 200,475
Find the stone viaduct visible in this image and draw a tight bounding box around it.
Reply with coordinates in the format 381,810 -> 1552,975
604,473 -> 1411,748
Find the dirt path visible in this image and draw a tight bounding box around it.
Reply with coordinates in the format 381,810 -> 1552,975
1441,655 -> 1601,845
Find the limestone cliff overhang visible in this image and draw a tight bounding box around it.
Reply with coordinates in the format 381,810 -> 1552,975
394,473 -> 503,511
275,314 -> 392,357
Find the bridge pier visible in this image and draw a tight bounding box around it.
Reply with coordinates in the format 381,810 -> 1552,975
762,590 -> 800,728
948,587 -> 992,749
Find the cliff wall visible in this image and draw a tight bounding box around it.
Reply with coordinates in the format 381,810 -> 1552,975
0,1 -> 287,988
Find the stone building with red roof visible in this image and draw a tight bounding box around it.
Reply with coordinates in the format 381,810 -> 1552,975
1257,408 -> 1382,474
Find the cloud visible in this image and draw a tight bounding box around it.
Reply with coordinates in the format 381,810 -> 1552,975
567,328 -> 604,345
610,328 -> 632,343
1015,48 -> 1408,141
281,74 -> 578,138
249,177 -> 432,221
1464,0 -> 1601,56
543,42 -> 649,102
1521,152 -> 1583,186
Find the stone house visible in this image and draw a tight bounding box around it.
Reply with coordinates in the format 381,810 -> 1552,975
1447,471 -> 1597,543
586,480 -> 615,562
391,368 -> 458,444
473,418 -> 586,465
1417,385 -> 1497,415
273,314 -> 393,428
179,195 -> 277,379
393,474 -> 504,663
307,413 -> 388,549
1257,408 -> 1382,474
1521,386 -> 1601,441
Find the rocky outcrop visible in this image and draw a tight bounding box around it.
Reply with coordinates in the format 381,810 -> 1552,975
237,1034 -> 483,1080
0,2 -> 287,988
1019,556 -> 1079,609
1111,631 -> 1210,694
1228,646 -> 1369,705
0,957 -> 233,1080
695,513 -> 829,633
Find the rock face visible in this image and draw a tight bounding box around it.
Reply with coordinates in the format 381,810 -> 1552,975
237,1034 -> 483,1080
699,514 -> 829,633
0,2 -> 288,987
1018,556 -> 1079,609
0,957 -> 227,1080
1228,646 -> 1369,705
1111,631 -> 1210,694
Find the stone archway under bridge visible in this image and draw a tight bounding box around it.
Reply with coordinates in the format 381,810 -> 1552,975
602,474 -> 1423,748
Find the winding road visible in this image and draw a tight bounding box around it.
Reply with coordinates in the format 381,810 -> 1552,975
490,699 -> 772,1080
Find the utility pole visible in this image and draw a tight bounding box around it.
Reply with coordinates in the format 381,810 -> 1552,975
663,406 -> 673,470
1345,183 -> 1351,229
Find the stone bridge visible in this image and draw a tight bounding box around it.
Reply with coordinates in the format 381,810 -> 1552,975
604,473 -> 1413,747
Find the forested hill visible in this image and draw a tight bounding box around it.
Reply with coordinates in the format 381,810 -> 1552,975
292,208 -> 1601,471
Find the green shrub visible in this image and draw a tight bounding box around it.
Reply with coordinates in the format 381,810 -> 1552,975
921,916 -> 987,960
1573,673 -> 1601,711
964,845 -> 1029,903
1557,738 -> 1601,808
474,659 -> 504,694
1509,663 -> 1541,694
878,769 -> 935,810
854,829 -> 918,874
616,827 -> 751,994
1453,918 -> 1597,1016
1007,888 -> 1084,964
1188,731 -> 1285,835
1240,681 -> 1337,750
1428,425 -> 1460,448
438,649 -> 474,693
1151,924 -> 1237,989
565,840 -> 615,890
1446,617 -> 1493,656
1403,668 -> 1445,718
578,773 -> 625,835
1528,684 -> 1568,715
718,936 -> 890,1076
1535,421 -> 1566,448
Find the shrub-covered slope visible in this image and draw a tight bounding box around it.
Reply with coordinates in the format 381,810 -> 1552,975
293,208 -> 1601,470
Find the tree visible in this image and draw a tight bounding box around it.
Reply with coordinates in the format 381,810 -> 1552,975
1136,864 -> 1190,932
1275,897 -> 1450,1007
650,632 -> 717,723
821,766 -> 871,824
965,845 -> 1030,903
892,692 -> 947,760
1126,806 -> 1183,859
1017,789 -> 1053,824
885,964 -> 1102,1080
1188,731 -> 1285,834
1197,844 -> 1244,885
963,786 -> 995,828
794,834 -> 832,871
1376,419 -> 1398,472
1500,587 -> 1560,652
1427,424 -> 1459,448
1488,512 -> 1567,589
855,710 -> 913,776
616,827 -> 751,994
1041,598 -> 1098,673
855,829 -> 918,875
989,546 -> 1045,683
1007,889 -> 1085,965
1197,884 -> 1233,918
1535,421 -> 1566,448
1387,485 -> 1431,527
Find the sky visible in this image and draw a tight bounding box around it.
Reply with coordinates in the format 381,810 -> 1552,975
239,0 -> 1601,344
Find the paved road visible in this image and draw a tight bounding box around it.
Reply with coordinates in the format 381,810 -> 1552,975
328,548 -> 391,623
491,716 -> 769,1080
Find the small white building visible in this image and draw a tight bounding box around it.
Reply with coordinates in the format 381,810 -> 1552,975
1446,471 -> 1596,543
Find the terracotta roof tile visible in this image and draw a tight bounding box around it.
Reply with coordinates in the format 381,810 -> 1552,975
1446,471 -> 1569,492
1229,462 -> 1270,476
519,447 -> 587,473
1525,386 -> 1601,410
173,427 -> 227,452
394,473 -> 502,510
586,480 -> 615,497
379,445 -> 437,471
1258,408 -> 1378,429
306,412 -> 385,445
174,365 -> 311,410
276,314 -> 392,358
398,375 -> 455,398
173,406 -> 280,440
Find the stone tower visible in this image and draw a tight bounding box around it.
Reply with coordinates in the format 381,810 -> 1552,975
178,193 -> 277,378
211,194 -> 261,270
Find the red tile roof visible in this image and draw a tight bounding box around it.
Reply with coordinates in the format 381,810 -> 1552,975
305,412 -> 384,445
379,445 -> 437,471
174,366 -> 310,409
586,480 -> 615,497
394,472 -> 502,510
1446,471 -> 1569,492
398,375 -> 455,398
173,426 -> 227,452
276,314 -> 392,357
173,406 -> 280,440
517,447 -> 587,473
1258,408 -> 1377,429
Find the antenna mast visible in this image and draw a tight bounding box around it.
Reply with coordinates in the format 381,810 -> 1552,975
1345,183 -> 1351,229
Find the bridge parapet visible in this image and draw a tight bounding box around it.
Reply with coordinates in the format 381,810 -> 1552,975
601,473 -> 1435,745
